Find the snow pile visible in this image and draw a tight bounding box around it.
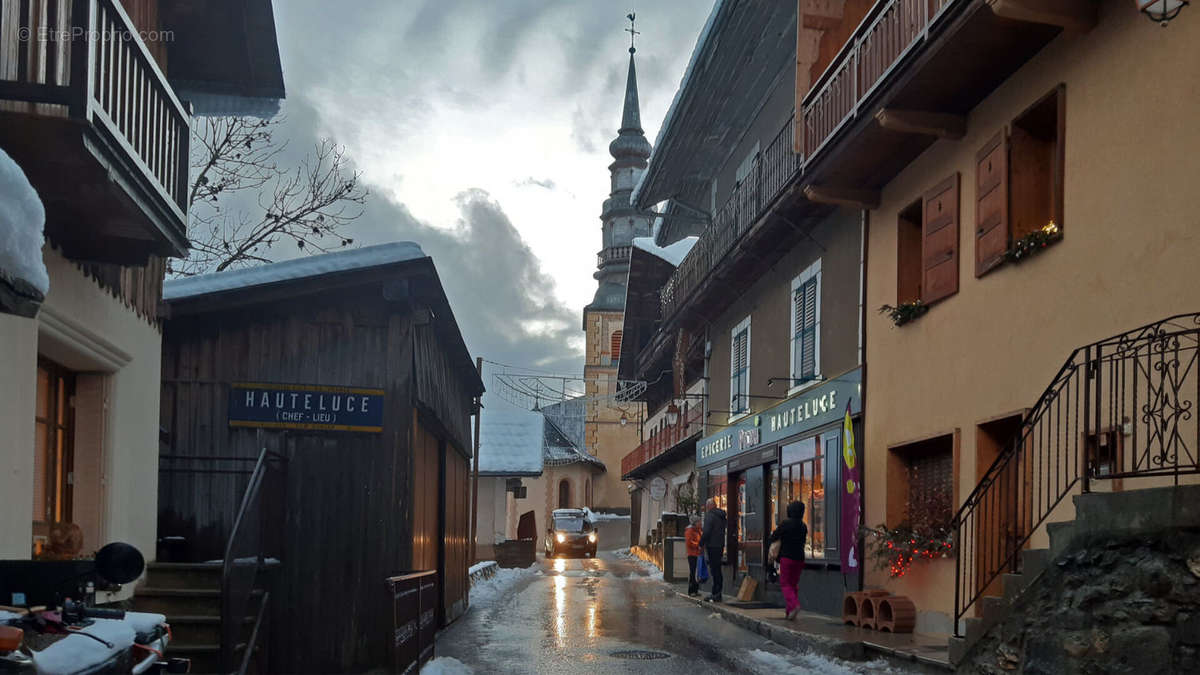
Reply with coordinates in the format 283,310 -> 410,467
632,235 -> 699,267
28,618 -> 136,675
746,648 -> 898,674
163,242 -> 425,300
0,148 -> 49,294
583,507 -> 630,523
468,561 -> 494,576
421,656 -> 474,675
469,563 -> 537,607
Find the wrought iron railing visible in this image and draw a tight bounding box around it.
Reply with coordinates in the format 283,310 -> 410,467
0,0 -> 190,220
660,114 -> 799,320
801,0 -> 956,161
222,445 -> 286,673
620,403 -> 705,477
953,314 -> 1200,633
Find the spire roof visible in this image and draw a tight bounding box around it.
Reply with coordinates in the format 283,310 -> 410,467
609,48 -> 651,162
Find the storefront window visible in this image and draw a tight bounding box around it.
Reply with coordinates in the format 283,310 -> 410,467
767,464 -> 777,528
706,466 -> 727,511
736,475 -> 748,573
781,437 -> 825,559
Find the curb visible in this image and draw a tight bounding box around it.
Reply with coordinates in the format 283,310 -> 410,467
468,561 -> 499,585
671,589 -> 866,663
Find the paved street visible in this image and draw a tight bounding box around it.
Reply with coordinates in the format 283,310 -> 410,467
434,552 -> 896,674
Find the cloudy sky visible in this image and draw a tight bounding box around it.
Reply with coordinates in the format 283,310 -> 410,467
265,1 -> 714,376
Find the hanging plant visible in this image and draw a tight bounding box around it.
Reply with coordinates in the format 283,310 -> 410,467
1005,221 -> 1062,264
878,300 -> 929,327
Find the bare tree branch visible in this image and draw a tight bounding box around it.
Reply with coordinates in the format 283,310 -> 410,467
173,116 -> 367,276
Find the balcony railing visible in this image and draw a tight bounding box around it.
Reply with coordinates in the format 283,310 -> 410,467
620,403 -> 705,478
802,0 -> 955,161
660,114 -> 800,320
0,0 -> 190,253
597,245 -> 632,268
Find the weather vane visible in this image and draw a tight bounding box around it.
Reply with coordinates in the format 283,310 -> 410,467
625,12 -> 639,53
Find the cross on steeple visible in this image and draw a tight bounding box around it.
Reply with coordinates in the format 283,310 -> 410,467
625,12 -> 639,53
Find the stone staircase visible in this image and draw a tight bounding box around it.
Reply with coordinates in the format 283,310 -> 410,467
131,562 -> 266,674
948,484 -> 1200,667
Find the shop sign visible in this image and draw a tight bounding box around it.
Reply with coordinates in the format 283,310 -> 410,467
229,382 -> 385,432
696,368 -> 863,468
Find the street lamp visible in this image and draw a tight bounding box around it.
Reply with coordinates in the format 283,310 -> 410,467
665,402 -> 680,426
619,413 -> 628,426
1137,0 -> 1189,25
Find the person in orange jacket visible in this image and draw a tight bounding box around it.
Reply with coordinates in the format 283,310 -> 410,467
685,514 -> 703,596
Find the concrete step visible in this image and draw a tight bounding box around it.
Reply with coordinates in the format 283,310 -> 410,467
1020,548 -> 1050,579
1047,521 -> 1077,558
145,562 -> 223,590
133,587 -> 265,616
164,614 -> 257,647
980,595 -> 1008,625
1002,573 -> 1028,603
948,636 -> 970,666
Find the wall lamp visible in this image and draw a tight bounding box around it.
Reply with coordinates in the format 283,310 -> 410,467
1138,0 -> 1189,25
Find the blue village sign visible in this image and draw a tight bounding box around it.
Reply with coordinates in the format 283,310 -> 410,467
696,367 -> 863,468
229,382 -> 385,433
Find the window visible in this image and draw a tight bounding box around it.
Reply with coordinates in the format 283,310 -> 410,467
610,330 -> 623,362
781,438 -> 826,559
730,317 -> 751,416
734,141 -> 761,186
886,433 -> 955,532
33,359 -> 76,558
975,85 -> 1065,277
896,175 -> 961,305
707,466 -> 728,512
558,479 -> 571,509
790,260 -> 821,386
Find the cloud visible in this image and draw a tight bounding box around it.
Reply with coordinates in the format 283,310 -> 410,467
514,177 -> 557,191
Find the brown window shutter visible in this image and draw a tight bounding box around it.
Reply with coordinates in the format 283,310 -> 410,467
922,173 -> 960,304
975,130 -> 1009,277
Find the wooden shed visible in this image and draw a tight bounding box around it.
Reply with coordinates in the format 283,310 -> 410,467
157,243 -> 483,673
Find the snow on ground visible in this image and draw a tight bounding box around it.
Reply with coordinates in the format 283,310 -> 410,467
469,563 -> 538,607
420,656 -> 474,675
745,648 -> 899,675
0,148 -> 49,294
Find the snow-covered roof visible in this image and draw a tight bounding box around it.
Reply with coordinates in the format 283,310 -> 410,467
630,0 -> 726,208
478,409 -> 546,475
632,236 -> 699,268
0,148 -> 49,295
163,242 -> 426,301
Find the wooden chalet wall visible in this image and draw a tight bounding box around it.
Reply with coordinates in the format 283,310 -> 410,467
160,268 -> 478,673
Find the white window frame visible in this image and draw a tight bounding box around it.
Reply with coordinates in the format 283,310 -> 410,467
729,315 -> 752,423
789,259 -> 822,397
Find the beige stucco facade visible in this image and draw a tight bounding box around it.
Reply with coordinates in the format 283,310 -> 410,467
0,246 -> 162,585
862,3 -> 1200,634
584,308 -> 642,511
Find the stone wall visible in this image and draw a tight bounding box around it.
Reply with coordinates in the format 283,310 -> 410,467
961,529 -> 1200,673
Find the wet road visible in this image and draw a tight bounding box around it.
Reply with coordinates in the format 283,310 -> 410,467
435,552 -> 814,674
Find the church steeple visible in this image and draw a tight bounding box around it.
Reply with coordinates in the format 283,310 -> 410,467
584,15 -> 655,319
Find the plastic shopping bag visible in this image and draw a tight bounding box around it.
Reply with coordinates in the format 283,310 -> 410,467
697,553 -> 710,583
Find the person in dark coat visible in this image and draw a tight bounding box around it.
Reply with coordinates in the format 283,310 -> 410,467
698,497 -> 727,602
768,501 -> 808,619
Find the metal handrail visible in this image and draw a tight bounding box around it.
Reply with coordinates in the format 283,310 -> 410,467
221,445 -> 283,673
953,313 -> 1200,633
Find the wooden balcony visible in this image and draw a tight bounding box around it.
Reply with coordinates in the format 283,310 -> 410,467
620,403 -> 705,479
0,0 -> 190,264
659,115 -> 801,321
652,0 -> 1075,339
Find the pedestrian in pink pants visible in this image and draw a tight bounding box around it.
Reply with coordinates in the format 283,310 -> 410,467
768,501 -> 808,619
